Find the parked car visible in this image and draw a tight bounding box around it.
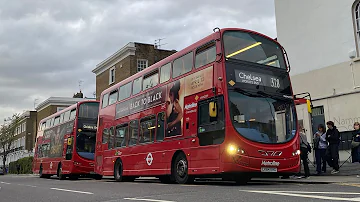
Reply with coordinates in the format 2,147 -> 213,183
0,166 -> 4,175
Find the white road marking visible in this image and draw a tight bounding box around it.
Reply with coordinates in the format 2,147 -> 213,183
0,181 -> 11,185
17,183 -> 38,188
124,198 -> 175,202
24,184 -> 38,188
241,190 -> 360,201
269,191 -> 360,195
50,188 -> 94,195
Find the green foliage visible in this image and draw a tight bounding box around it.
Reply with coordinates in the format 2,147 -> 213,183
8,156 -> 33,174
0,113 -> 21,170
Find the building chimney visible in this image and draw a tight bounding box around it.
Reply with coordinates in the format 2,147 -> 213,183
73,90 -> 84,98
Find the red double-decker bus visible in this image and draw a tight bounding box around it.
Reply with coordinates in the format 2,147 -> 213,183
95,28 -> 300,184
33,100 -> 102,180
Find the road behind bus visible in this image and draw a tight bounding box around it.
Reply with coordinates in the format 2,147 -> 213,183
1,175 -> 360,202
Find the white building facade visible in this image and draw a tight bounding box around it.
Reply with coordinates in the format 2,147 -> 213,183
275,0 -> 360,161
0,111 -> 35,166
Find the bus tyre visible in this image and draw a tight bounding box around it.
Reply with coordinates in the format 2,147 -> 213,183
57,164 -> 66,180
172,153 -> 194,184
114,160 -> 124,182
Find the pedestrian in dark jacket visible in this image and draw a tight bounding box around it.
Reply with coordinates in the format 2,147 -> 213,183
16,164 -> 20,175
351,122 -> 360,163
325,121 -> 340,174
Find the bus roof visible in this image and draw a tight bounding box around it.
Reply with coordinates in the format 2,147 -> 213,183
100,27 -> 281,97
39,100 -> 99,124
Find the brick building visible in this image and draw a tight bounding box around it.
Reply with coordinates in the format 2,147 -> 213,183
92,42 -> 176,100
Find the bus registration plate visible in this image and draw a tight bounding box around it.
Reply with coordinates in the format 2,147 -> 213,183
261,167 -> 277,172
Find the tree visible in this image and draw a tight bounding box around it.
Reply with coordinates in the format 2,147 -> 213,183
0,114 -> 21,174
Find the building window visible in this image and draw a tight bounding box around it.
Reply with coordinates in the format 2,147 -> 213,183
137,59 -> 148,72
109,66 -> 115,85
355,2 -> 360,55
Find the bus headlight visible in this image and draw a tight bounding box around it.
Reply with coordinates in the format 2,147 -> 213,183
228,145 -> 237,154
292,150 -> 301,156
227,145 -> 245,155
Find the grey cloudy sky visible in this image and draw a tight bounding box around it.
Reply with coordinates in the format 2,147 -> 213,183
0,0 -> 276,122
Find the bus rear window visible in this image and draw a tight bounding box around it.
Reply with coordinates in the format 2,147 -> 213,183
223,31 -> 286,69
78,102 -> 99,119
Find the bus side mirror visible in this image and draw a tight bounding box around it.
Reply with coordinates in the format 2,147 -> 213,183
306,99 -> 312,113
209,102 -> 217,118
67,137 -> 73,146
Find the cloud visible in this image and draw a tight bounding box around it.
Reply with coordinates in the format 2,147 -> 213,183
0,0 -> 276,122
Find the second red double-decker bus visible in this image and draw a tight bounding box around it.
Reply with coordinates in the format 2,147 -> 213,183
95,28 -> 300,184
33,100 -> 102,180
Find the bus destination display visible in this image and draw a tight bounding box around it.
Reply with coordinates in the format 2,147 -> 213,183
234,69 -> 284,89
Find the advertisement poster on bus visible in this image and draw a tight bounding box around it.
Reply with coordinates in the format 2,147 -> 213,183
165,65 -> 214,136
115,65 -> 214,136
42,121 -> 74,158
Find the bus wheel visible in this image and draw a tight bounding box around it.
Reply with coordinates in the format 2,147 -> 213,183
172,153 -> 194,184
57,164 -> 66,180
114,160 -> 124,182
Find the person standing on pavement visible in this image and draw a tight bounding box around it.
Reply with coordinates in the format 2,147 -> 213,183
313,124 -> 327,175
16,164 -> 20,174
351,122 -> 360,163
299,125 -> 310,178
325,121 -> 340,174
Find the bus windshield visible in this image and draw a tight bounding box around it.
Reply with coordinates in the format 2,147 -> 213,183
223,30 -> 286,69
229,89 -> 296,144
78,102 -> 99,119
76,102 -> 99,160
76,131 -> 96,160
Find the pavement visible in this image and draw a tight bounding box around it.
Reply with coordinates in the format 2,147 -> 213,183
252,162 -> 360,184
2,175 -> 360,202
